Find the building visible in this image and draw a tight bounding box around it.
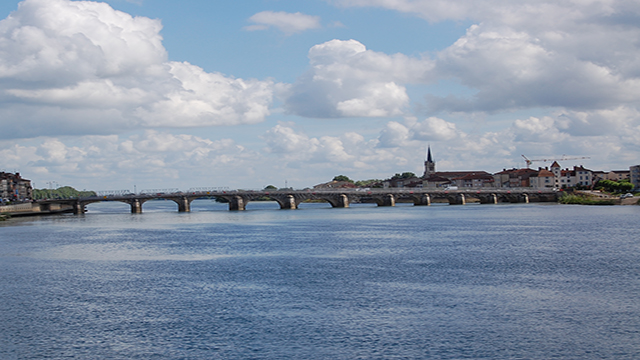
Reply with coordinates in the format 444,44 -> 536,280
383,176 -> 423,188
421,147 -> 494,188
631,165 -> 640,190
549,162 -> 593,189
0,172 -> 33,203
529,168 -> 556,189
422,147 -> 436,178
593,170 -> 630,183
493,168 -> 538,188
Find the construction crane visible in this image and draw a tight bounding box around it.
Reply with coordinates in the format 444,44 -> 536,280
521,154 -> 590,168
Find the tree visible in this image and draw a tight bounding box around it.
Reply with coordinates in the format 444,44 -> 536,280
391,172 -> 416,180
32,186 -> 96,200
264,185 -> 277,190
332,175 -> 353,183
595,179 -> 635,193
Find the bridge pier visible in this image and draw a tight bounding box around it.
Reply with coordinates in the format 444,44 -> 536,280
449,194 -> 466,205
378,194 -> 396,207
131,199 -> 143,213
479,194 -> 498,204
523,194 -> 530,204
416,194 -> 431,206
229,196 -> 246,211
73,201 -> 86,215
332,194 -> 349,208
176,197 -> 191,212
279,195 -> 297,210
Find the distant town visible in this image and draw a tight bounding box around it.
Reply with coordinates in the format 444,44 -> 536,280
314,148 -> 639,194
2,147 -> 639,205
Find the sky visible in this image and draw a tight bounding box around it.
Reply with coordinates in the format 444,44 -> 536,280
1,0 -> 639,192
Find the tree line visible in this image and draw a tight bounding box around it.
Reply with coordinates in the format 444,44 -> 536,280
33,186 -> 97,200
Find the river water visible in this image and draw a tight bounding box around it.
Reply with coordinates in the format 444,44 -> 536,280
1,200 -> 639,359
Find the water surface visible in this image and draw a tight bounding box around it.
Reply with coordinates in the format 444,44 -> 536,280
1,201 -> 639,359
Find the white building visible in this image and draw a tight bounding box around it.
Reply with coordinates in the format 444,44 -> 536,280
550,162 -> 593,189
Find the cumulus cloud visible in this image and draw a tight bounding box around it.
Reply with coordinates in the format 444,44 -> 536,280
330,0 -> 640,115
262,120 -> 467,176
262,124 -> 319,155
263,124 -> 387,168
1,131 -> 254,188
4,108 -> 639,192
245,11 -> 321,35
282,39 -> 433,118
511,116 -> 569,144
410,117 -> 459,141
0,0 -> 274,140
430,24 -> 640,113
378,121 -> 410,148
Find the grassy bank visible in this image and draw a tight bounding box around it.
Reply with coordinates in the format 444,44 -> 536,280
0,213 -> 10,221
559,194 -> 616,205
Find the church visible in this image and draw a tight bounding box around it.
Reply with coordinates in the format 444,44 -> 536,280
421,147 -> 495,188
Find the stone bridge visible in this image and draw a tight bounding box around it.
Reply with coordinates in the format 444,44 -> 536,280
17,188 -> 559,215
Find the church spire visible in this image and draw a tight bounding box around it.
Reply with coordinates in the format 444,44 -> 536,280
423,145 -> 436,178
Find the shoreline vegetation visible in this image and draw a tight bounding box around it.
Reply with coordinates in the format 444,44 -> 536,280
559,192 -> 639,205
559,194 -> 616,205
33,186 -> 97,200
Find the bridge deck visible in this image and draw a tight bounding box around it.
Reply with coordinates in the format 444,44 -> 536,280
9,188 -> 559,215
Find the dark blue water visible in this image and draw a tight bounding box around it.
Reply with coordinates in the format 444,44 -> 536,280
1,201 -> 639,359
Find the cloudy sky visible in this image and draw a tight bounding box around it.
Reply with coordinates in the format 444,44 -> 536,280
1,0 -> 639,191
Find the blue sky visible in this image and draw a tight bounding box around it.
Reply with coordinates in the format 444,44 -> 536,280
1,0 -> 639,191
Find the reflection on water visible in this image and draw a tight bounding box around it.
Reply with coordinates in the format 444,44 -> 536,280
1,202 -> 639,359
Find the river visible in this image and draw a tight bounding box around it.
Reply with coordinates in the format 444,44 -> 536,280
1,200 -> 639,359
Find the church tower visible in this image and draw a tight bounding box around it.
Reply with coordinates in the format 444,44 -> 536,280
423,146 -> 436,178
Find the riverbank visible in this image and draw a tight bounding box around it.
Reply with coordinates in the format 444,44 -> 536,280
0,202 -> 75,217
560,192 -> 639,205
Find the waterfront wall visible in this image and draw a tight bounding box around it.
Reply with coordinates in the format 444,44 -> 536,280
0,202 -> 74,216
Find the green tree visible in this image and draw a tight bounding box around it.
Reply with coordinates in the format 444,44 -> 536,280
619,182 -> 634,193
595,179 -> 635,194
391,172 -> 416,180
264,185 -> 277,190
33,187 -> 96,200
332,175 -> 353,183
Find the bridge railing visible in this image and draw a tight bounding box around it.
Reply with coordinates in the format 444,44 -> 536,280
140,188 -> 180,195
187,187 -> 230,193
96,190 -> 132,196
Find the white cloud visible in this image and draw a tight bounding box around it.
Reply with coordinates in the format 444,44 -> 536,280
2,131 -> 255,188
511,116 -> 569,144
378,121 -> 410,148
134,62 -> 273,127
0,0 -> 274,140
330,0 -> 640,114
410,117 -> 459,141
263,124 -> 387,169
4,106 -> 639,192
262,124 -> 319,155
283,39 -> 433,118
245,11 -> 321,35
430,23 -> 640,112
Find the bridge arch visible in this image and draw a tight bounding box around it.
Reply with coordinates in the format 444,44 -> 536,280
75,198 -> 150,214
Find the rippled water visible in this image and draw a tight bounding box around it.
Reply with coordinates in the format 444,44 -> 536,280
1,200 -> 639,359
